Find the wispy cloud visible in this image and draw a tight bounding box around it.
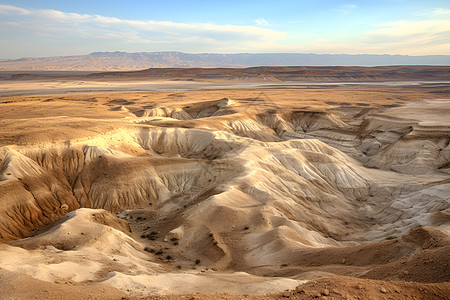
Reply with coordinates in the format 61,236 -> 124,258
0,4 -> 30,15
365,19 -> 450,44
334,4 -> 357,15
0,4 -> 285,56
254,18 -> 269,26
0,4 -> 448,57
300,18 -> 450,55
432,8 -> 450,16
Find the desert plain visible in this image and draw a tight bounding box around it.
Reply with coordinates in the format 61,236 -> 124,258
0,67 -> 449,299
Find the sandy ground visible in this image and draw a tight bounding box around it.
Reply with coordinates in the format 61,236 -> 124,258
1,77 -> 449,97
0,76 -> 449,299
0,79 -> 213,96
1,65 -> 449,96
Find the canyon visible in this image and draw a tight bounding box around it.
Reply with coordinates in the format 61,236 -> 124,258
0,69 -> 449,299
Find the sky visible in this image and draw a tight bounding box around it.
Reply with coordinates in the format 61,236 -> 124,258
0,0 -> 449,58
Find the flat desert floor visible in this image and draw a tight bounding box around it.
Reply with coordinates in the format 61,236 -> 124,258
0,74 -> 449,299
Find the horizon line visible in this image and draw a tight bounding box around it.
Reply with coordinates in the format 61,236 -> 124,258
2,51 -> 450,60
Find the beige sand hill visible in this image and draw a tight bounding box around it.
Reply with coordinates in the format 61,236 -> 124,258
0,85 -> 449,299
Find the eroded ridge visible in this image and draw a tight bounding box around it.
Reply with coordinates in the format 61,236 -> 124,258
0,93 -> 449,297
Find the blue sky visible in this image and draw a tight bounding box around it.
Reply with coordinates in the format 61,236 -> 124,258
0,0 -> 449,58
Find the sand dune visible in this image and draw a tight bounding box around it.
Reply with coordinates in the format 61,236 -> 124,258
0,85 -> 449,298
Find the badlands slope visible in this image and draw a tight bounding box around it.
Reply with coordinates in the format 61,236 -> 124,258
0,84 -> 449,299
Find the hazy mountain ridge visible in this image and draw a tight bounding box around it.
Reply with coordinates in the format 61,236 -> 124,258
1,51 -> 449,71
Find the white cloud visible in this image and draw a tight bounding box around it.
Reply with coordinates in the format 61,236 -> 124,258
295,18 -> 450,55
334,4 -> 357,15
0,4 -> 449,57
432,8 -> 450,16
365,19 -> 450,44
0,4 -> 30,15
254,18 -> 269,26
0,4 -> 284,55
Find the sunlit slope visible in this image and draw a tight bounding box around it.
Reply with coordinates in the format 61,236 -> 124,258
0,92 -> 449,296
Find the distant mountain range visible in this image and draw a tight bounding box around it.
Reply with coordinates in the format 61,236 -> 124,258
1,51 -> 449,71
